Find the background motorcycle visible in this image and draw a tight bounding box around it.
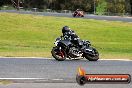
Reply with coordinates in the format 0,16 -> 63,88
51,37 -> 99,61
73,11 -> 84,17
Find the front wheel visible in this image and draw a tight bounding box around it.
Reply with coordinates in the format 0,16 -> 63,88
81,15 -> 84,17
51,47 -> 67,61
84,48 -> 99,61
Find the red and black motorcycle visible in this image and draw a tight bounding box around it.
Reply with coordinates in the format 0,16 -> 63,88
73,10 -> 84,17
51,37 -> 99,61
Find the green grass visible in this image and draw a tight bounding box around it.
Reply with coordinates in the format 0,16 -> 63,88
0,80 -> 12,85
0,13 -> 132,59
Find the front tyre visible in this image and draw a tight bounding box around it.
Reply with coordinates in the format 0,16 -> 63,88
81,15 -> 84,17
51,47 -> 67,61
84,48 -> 99,61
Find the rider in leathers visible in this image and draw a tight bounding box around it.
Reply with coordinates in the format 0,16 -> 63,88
62,26 -> 82,47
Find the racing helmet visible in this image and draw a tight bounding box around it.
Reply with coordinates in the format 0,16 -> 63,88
62,26 -> 71,34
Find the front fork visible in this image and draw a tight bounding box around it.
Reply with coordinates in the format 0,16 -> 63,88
58,47 -> 64,58
59,47 -> 62,51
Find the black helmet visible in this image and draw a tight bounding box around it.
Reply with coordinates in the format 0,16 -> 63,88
62,26 -> 71,34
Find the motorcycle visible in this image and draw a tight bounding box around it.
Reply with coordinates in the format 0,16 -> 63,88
73,10 -> 84,17
51,36 -> 99,61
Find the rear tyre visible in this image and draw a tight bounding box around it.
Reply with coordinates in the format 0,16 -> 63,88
51,47 -> 67,61
84,48 -> 99,61
73,14 -> 76,17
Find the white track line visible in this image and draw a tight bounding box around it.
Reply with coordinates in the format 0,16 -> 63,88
100,59 -> 132,61
0,78 -> 64,80
0,57 -> 131,61
0,78 -> 64,82
0,57 -> 52,59
51,79 -> 64,81
0,78 -> 44,80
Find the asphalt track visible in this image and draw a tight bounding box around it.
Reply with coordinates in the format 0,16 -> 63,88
0,10 -> 132,22
38,12 -> 132,22
0,58 -> 131,88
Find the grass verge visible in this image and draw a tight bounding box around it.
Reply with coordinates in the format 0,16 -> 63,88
0,13 -> 132,59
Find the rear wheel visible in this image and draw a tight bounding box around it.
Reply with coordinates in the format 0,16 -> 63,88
73,14 -> 76,17
84,48 -> 99,61
51,47 -> 67,61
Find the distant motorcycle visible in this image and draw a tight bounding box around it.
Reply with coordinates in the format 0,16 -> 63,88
51,36 -> 99,61
73,10 -> 84,17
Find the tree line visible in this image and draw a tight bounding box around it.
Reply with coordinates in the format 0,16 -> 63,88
0,0 -> 132,15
